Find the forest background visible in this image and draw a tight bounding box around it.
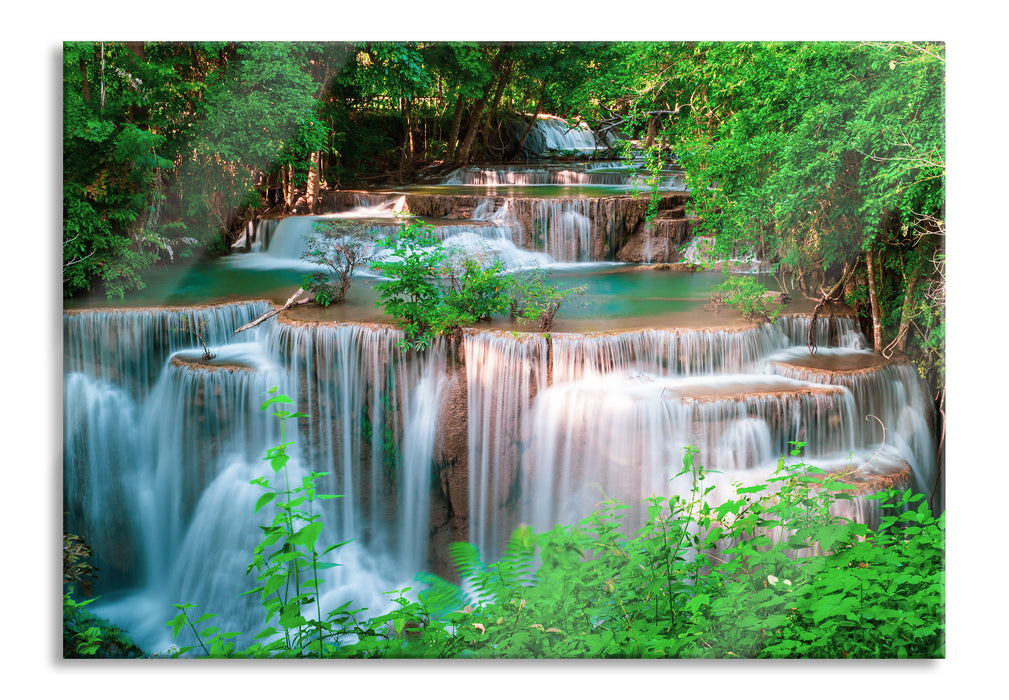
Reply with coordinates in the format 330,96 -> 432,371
5,1 -> 1003,697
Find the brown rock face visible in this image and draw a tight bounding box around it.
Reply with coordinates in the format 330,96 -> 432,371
430,366 -> 470,577
617,216 -> 695,263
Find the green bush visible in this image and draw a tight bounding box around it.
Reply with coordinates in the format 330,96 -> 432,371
370,219 -> 452,351
507,267 -> 586,332
712,275 -> 784,322
371,219 -> 570,349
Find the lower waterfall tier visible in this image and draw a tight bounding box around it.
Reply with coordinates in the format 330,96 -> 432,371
62,304 -> 937,653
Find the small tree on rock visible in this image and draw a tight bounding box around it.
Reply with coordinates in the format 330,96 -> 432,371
301,220 -> 377,306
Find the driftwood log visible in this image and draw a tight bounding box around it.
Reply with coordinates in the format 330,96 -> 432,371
233,287 -> 312,336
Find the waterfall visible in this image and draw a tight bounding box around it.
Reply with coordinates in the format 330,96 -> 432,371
521,372 -> 858,534
64,373 -> 145,588
463,331 -> 549,558
63,302 -> 272,393
64,305 -> 453,652
765,347 -> 936,495
550,325 -> 791,383
258,197 -> 407,264
441,164 -> 683,188
530,199 -> 594,261
775,314 -> 866,349
266,320 -> 449,569
534,116 -> 598,152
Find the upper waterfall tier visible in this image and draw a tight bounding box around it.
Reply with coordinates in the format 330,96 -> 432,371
322,189 -> 692,263
440,164 -> 686,189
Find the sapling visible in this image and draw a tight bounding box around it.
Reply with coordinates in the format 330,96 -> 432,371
301,220 -> 377,306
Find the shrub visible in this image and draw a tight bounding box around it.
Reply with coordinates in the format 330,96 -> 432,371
712,275 -> 784,322
507,267 -> 585,332
370,219 -> 450,350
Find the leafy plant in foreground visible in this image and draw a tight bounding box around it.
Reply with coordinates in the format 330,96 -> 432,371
351,445 -> 943,659
162,423 -> 942,659
166,388 -> 350,657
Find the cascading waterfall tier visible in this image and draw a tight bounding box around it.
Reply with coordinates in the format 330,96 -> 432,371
550,325 -> 792,383
63,301 -> 273,392
266,318 -> 450,574
775,313 -> 865,349
462,330 -> 550,556
765,347 -> 936,497
520,372 -> 859,541
442,164 -> 686,189
456,320 -> 925,559
64,305 -> 453,652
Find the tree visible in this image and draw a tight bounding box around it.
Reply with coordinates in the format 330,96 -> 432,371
62,41 -> 179,298
370,220 -> 450,351
300,220 -> 377,305
621,42 -> 944,384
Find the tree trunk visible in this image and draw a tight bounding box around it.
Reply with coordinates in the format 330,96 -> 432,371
514,83 -> 547,158
482,59 -> 512,151
895,266 -> 919,353
400,97 -> 415,177
866,247 -> 885,354
644,114 -> 658,148
446,94 -> 465,162
283,166 -> 293,210
125,42 -> 148,123
80,55 -> 90,103
456,91 -> 490,166
306,152 -> 319,214
456,46 -> 509,166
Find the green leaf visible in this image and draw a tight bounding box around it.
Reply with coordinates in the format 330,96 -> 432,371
261,394 -> 294,410
287,521 -> 324,550
254,492 -> 278,513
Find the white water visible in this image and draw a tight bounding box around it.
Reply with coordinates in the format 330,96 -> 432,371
533,115 -> 599,152
462,318 -> 934,559
442,164 -> 686,189
521,371 -> 858,537
63,161 -> 938,655
65,306 -> 451,653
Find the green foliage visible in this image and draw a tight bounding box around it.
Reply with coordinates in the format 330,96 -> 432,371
63,594 -> 145,658
580,42 -> 944,385
370,218 -> 583,347
301,220 -> 378,305
359,447 -> 943,659
370,220 -> 450,351
712,276 -> 783,322
63,533 -> 97,597
166,388 -> 351,658
368,220 -> 505,349
507,268 -> 586,332
443,256 -> 511,325
62,530 -> 145,658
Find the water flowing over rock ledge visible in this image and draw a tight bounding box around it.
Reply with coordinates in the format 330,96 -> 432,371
322,189 -> 694,263
62,300 -> 935,652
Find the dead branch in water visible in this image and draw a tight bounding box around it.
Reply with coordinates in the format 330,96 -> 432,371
233,287 -> 312,336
